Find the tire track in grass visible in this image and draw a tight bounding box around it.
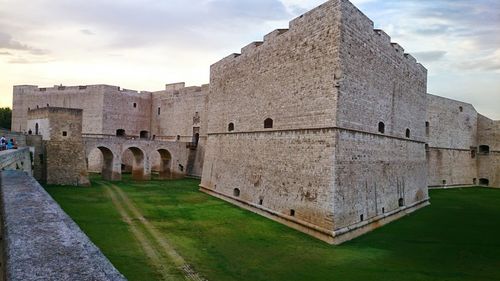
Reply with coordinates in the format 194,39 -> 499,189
102,182 -> 183,281
106,182 -> 207,281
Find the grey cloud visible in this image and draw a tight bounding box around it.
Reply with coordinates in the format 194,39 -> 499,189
80,29 -> 94,35
0,31 -> 48,55
0,51 -> 12,55
413,51 -> 447,63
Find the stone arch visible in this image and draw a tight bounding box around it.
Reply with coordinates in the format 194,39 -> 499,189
122,146 -> 147,180
87,146 -> 119,181
156,149 -> 172,179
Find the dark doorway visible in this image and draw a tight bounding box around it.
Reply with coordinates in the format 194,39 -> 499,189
116,129 -> 126,137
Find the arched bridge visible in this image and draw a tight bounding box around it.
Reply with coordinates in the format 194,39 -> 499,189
83,134 -> 191,181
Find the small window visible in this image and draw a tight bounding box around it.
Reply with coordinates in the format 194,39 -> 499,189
425,121 -> 430,128
46,103 -> 49,107
442,180 -> 447,185
425,144 -> 430,151
176,135 -> 180,141
116,129 -> 126,137
406,129 -> 411,138
157,107 -> 161,115
360,214 -> 364,221
228,122 -> 235,132
28,107 -> 30,111
290,209 -> 295,217
378,122 -> 385,134
140,131 -> 149,139
479,145 -> 490,155
479,178 -> 489,186
382,207 -> 385,213
62,131 -> 67,137
259,198 -> 263,205
133,103 -> 137,108
36,105 -> 39,109
459,106 -> 463,112
398,198 -> 405,207
264,118 -> 273,129
473,178 -> 477,185
471,148 -> 476,158
233,188 -> 240,197
178,164 -> 184,172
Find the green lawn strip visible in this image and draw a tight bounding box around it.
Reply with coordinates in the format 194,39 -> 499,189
45,181 -> 162,281
117,180 -> 500,281
47,177 -> 500,281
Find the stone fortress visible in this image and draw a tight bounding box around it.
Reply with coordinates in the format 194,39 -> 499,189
10,0 -> 499,244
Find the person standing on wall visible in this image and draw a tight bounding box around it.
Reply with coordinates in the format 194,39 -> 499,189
0,135 -> 6,151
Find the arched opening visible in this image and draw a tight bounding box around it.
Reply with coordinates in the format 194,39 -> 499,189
140,130 -> 149,139
122,147 -> 145,180
479,145 -> 490,155
479,178 -> 489,186
425,121 -> 430,136
228,122 -> 235,132
398,198 -> 405,207
378,122 -> 385,134
459,106 -> 463,112
116,129 -> 126,137
154,149 -> 172,180
405,129 -> 411,138
35,123 -> 39,135
87,146 -> 117,181
233,188 -> 240,197
264,118 -> 273,129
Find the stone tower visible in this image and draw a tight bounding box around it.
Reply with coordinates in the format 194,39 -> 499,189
27,107 -> 90,186
200,0 -> 429,244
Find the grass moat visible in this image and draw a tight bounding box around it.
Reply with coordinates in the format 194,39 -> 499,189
45,176 -> 500,281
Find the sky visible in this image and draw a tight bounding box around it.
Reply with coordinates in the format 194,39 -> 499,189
0,0 -> 499,119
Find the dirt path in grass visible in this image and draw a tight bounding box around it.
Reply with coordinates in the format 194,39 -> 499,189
103,182 -> 207,281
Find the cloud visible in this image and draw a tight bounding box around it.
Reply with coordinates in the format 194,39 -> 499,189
80,29 -> 94,35
413,51 -> 447,63
0,51 -> 12,56
0,31 -> 48,55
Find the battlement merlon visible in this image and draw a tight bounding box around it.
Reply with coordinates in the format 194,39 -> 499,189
213,0 -> 425,71
165,82 -> 186,91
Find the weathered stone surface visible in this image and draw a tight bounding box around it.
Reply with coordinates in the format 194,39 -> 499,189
0,170 -> 127,281
201,0 -> 429,244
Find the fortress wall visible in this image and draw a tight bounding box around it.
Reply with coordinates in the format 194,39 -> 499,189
12,85 -> 105,134
333,130 -> 428,229
101,88 -> 152,137
337,0 -> 428,140
427,149 -> 477,187
328,0 -> 428,231
28,108 -> 89,186
426,94 -> 478,149
0,170 -> 126,281
152,84 -> 209,177
208,0 -> 342,134
201,129 -> 337,231
477,115 -> 500,187
426,95 -> 478,186
152,84 -> 209,139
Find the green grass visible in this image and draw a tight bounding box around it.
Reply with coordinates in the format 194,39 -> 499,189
45,178 -> 500,281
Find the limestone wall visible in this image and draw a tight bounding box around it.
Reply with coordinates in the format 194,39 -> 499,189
332,0 -> 428,230
0,170 -> 126,281
337,0 -> 428,140
333,130 -> 428,230
12,85 -> 105,134
152,83 -> 209,177
202,0 -> 429,244
27,108 -> 90,186
477,114 -> 500,187
202,130 -> 337,231
425,95 -> 479,186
